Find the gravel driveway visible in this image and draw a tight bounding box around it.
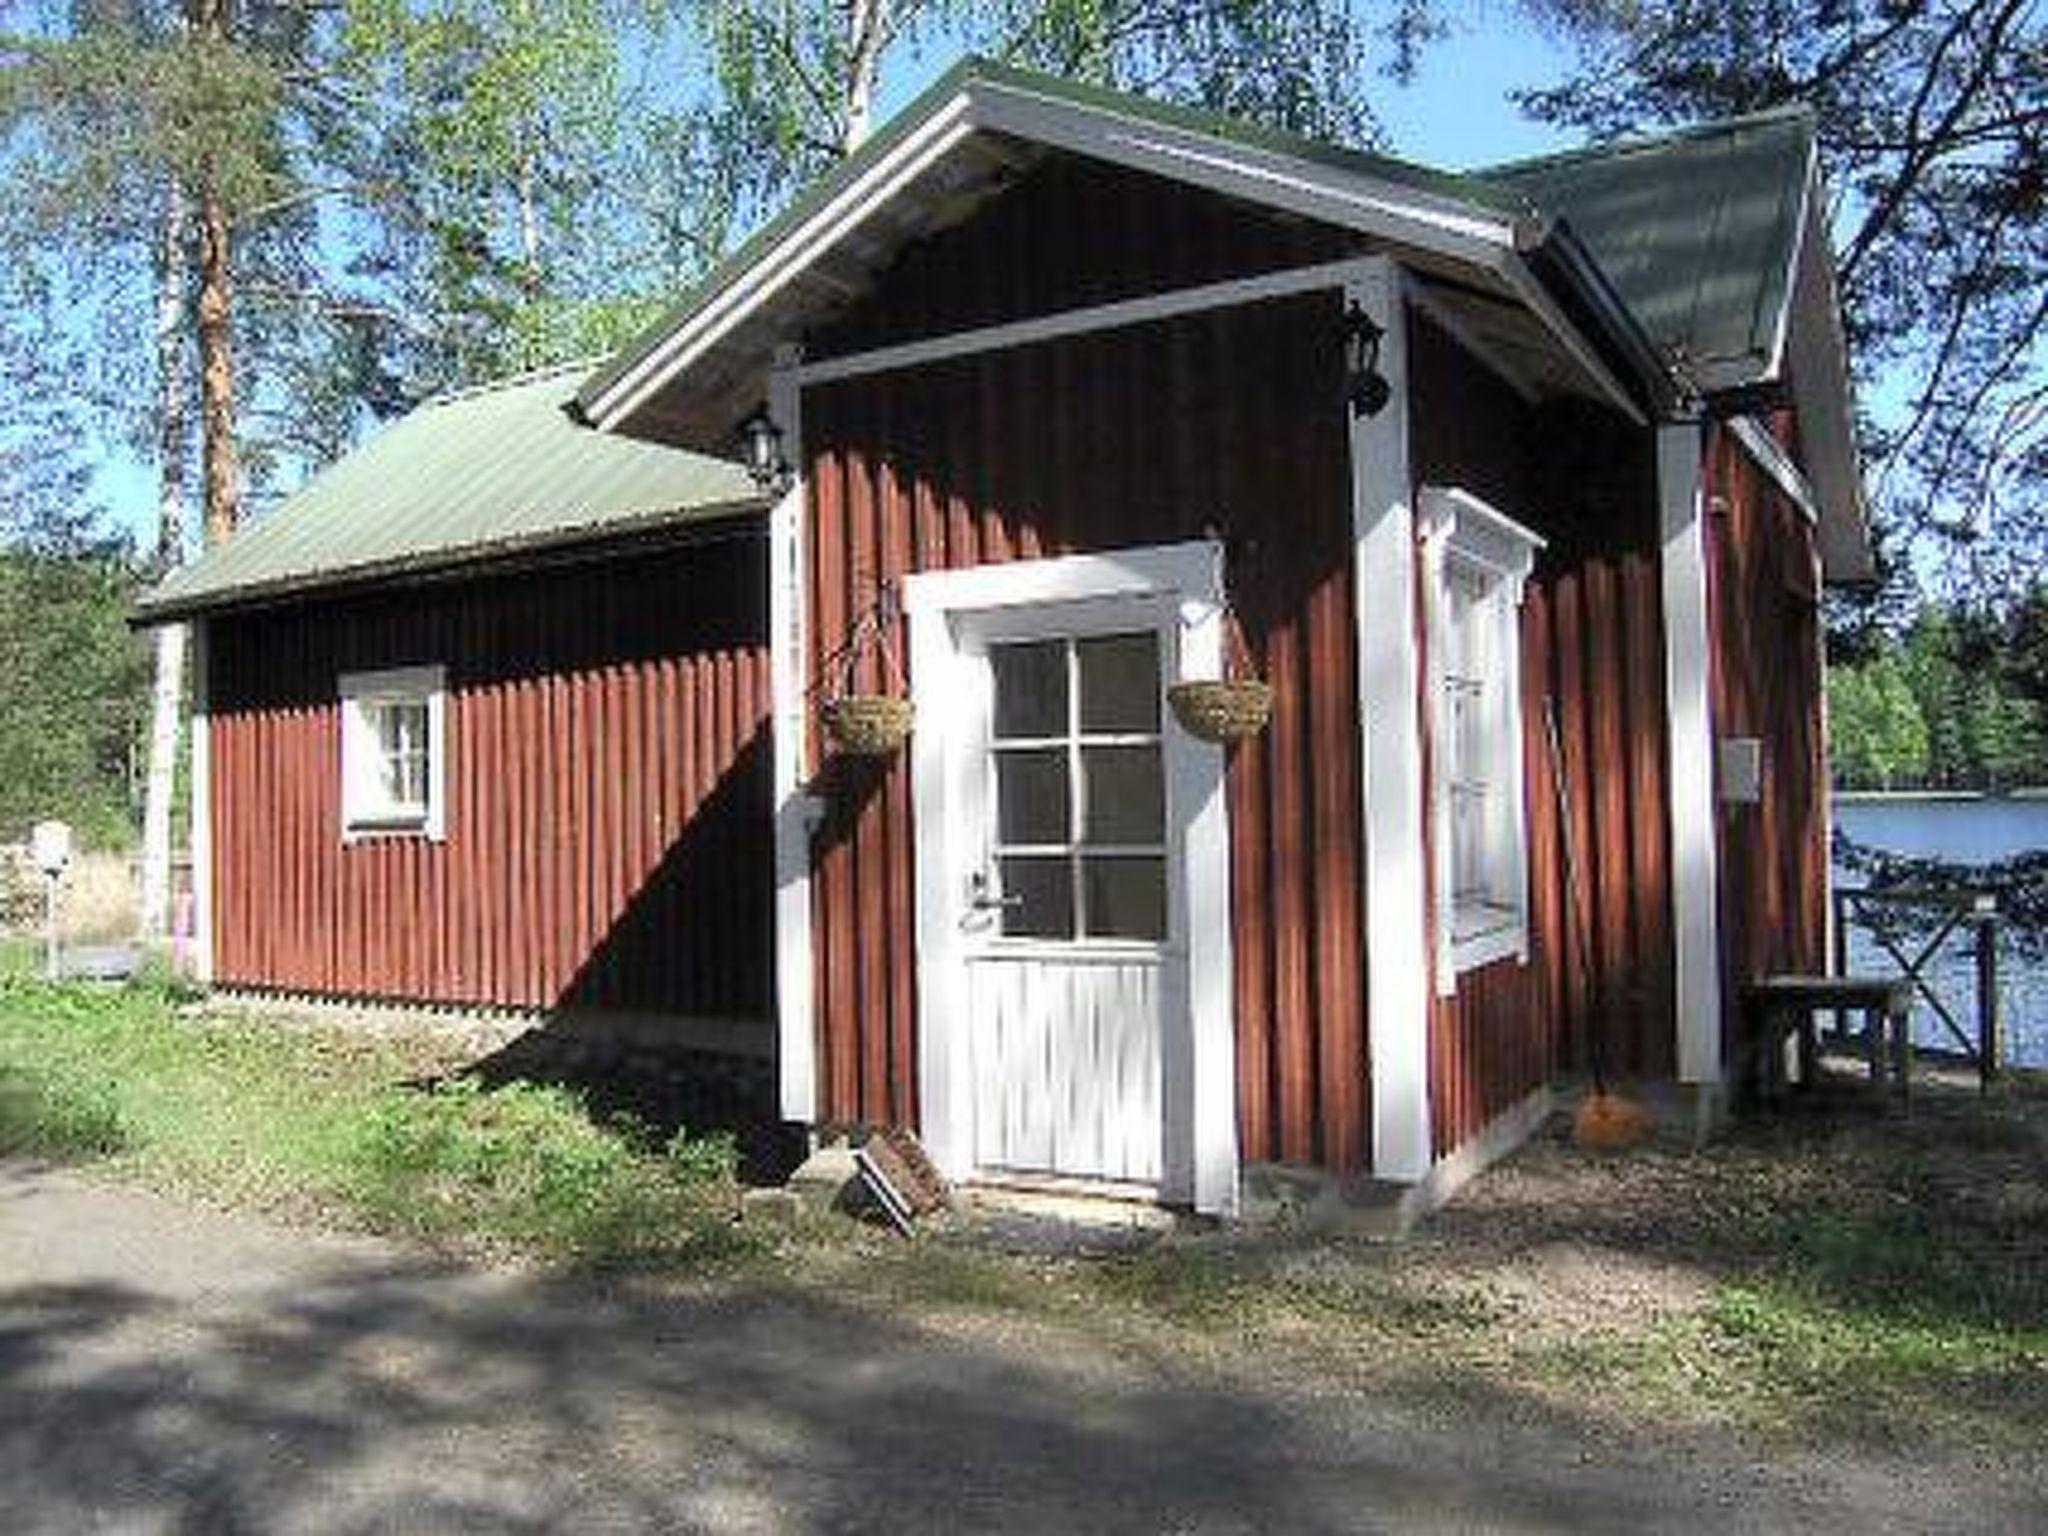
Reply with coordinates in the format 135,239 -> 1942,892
0,1159 -> 2037,1534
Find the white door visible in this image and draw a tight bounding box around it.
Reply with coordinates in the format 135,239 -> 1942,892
904,543 -> 1239,1213
955,615 -> 1177,1187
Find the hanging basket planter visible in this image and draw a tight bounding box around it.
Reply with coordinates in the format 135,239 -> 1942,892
821,583 -> 913,758
1168,565 -> 1272,744
1168,678 -> 1273,744
822,693 -> 915,757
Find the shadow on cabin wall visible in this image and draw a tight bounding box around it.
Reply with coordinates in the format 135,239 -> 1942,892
209,537 -> 805,1183
463,724 -> 807,1184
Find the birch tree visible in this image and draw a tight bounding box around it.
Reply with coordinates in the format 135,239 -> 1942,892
694,0 -> 1441,230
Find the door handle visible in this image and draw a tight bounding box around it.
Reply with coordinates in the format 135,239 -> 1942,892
967,872 -> 1023,911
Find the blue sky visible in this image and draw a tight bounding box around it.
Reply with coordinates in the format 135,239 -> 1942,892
90,8 -> 1579,548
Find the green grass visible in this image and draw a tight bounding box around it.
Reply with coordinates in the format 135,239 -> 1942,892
0,975 -> 752,1267
3,966 -> 2043,1451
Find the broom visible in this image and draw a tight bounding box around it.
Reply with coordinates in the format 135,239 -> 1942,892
1544,699 -> 1652,1151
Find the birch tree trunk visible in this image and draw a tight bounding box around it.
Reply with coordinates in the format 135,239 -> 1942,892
843,0 -> 889,151
139,178 -> 191,943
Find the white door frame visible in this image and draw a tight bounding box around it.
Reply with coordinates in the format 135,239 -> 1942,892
904,541 -> 1239,1214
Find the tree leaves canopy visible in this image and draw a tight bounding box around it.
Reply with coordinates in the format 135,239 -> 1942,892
1515,0 -> 2047,603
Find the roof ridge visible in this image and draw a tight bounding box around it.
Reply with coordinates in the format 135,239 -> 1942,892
427,356 -> 606,409
957,55 -> 1493,208
1475,100 -> 1815,179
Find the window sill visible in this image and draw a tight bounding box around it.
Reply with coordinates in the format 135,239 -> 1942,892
343,814 -> 440,843
1444,902 -> 1525,988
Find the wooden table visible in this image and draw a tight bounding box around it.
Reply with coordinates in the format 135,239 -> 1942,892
1738,975 -> 1916,1104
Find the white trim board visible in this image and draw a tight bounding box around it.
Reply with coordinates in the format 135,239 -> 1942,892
769,352 -> 820,1123
1348,258 -> 1435,1183
189,618 -> 213,987
1659,423 -> 1725,1085
904,540 -> 1239,1215
796,258 -> 1373,388
1727,414 -> 1820,526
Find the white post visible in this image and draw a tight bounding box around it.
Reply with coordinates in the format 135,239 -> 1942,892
1177,587 -> 1240,1215
1349,257 -> 1435,1183
1659,424 -> 1724,1086
769,351 -> 818,1124
43,873 -> 59,982
189,618 -> 214,986
138,621 -> 187,941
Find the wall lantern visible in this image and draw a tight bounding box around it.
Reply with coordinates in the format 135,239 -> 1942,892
739,408 -> 789,494
1343,301 -> 1392,419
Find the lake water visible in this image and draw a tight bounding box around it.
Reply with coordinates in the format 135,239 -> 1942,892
1831,794 -> 2048,1070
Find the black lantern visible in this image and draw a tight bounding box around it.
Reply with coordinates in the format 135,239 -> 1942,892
1343,301 -> 1392,418
739,408 -> 788,493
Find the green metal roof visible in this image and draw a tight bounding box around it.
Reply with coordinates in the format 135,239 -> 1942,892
1484,106 -> 1816,392
137,363 -> 761,620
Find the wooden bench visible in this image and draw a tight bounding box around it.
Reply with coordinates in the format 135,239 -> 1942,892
1738,975 -> 1915,1105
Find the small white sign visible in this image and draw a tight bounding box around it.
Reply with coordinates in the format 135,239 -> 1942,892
29,819 -> 72,877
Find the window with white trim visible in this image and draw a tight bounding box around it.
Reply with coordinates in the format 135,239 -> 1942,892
340,665 -> 447,839
984,631 -> 1169,944
1420,487 -> 1542,990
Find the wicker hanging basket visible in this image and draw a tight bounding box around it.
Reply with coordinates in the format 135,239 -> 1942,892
1168,678 -> 1273,743
822,693 -> 915,756
1168,589 -> 1272,744
821,588 -> 914,758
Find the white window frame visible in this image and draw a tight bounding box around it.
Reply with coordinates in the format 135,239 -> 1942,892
339,664 -> 448,841
1419,486 -> 1542,994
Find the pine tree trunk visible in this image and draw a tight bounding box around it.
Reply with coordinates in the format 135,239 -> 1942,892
139,177 -> 190,943
192,0 -> 241,546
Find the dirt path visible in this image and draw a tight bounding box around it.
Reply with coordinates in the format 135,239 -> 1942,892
1,1160 -> 2038,1533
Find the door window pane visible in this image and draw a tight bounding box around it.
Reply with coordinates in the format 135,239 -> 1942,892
1081,745 -> 1163,843
995,748 -> 1070,846
998,855 -> 1074,939
1082,855 -> 1167,941
991,641 -> 1066,739
1077,632 -> 1159,733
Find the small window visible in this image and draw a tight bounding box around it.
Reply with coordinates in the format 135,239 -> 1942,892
986,631 -> 1168,943
340,665 -> 447,840
1420,488 -> 1543,990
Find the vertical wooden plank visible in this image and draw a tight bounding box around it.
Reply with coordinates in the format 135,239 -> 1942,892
879,380 -> 919,1124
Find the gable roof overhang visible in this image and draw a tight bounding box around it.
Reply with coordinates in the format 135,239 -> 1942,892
1777,188 -> 1875,583
576,60 -> 1676,452
1491,111 -> 1874,582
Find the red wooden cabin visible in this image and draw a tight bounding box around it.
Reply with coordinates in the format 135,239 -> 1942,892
140,63 -> 1870,1217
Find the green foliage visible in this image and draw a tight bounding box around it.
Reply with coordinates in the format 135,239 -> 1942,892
0,21 -> 287,236
0,978 -> 752,1266
696,0 -> 1440,240
0,547 -> 151,848
1828,594 -> 2048,790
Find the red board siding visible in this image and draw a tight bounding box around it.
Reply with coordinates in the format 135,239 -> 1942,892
1409,318 -> 1675,1153
208,536 -> 775,1022
805,291 -> 1372,1169
1705,419 -> 1829,1020
810,154 -> 1353,361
